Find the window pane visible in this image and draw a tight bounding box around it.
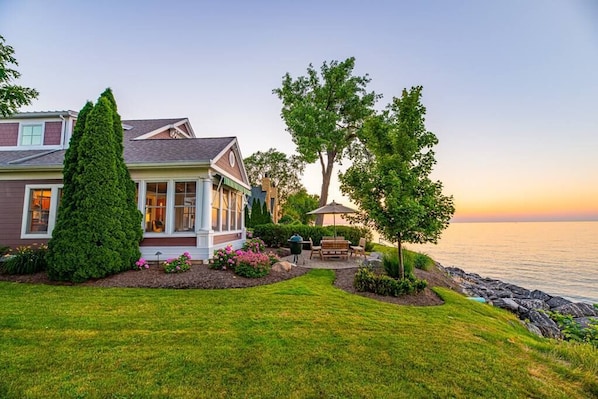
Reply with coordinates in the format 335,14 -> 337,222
145,182 -> 167,233
212,185 -> 220,231
174,182 -> 196,232
27,188 -> 51,233
236,194 -> 243,230
222,189 -> 230,231
21,125 -> 43,146
230,194 -> 237,230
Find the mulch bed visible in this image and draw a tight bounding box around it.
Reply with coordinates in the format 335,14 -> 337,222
0,262 -> 462,306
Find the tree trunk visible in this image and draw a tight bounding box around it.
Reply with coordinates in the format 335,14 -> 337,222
397,232 -> 405,280
315,150 -> 336,226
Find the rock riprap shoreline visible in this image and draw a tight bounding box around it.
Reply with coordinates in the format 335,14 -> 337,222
445,266 -> 598,339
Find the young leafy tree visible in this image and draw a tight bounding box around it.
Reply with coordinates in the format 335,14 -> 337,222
243,148 -> 305,206
273,57 -> 380,225
281,188 -> 320,225
340,86 -> 454,279
0,35 -> 39,117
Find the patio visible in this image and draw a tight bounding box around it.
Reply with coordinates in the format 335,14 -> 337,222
281,249 -> 370,270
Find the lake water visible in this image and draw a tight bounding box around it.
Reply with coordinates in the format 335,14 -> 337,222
400,221 -> 598,304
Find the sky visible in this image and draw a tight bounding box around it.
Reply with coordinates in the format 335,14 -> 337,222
2,0 -> 597,222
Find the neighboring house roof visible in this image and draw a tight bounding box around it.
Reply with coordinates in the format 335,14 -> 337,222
249,187 -> 267,205
0,118 -> 236,168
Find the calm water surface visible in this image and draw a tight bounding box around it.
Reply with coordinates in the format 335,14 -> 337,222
405,221 -> 598,304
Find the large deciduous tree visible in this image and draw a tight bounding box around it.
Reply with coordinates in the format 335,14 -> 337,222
0,35 -> 39,117
281,188 -> 320,225
339,86 -> 454,279
47,90 -> 142,282
243,148 -> 305,206
273,57 -> 379,225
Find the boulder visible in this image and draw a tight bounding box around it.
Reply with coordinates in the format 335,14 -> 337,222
271,261 -> 293,273
530,289 -> 552,301
527,310 -> 562,339
553,302 -> 598,318
522,321 -> 543,337
364,258 -> 383,268
546,296 -> 573,309
513,298 -> 549,311
493,298 -> 520,312
574,317 -> 598,329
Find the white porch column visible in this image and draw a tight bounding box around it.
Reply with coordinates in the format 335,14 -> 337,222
201,177 -> 212,231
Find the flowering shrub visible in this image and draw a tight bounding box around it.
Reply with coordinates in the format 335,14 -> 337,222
163,252 -> 192,273
266,251 -> 280,265
235,251 -> 271,278
134,257 -> 150,270
211,244 -> 242,270
243,237 -> 265,253
0,243 -> 48,275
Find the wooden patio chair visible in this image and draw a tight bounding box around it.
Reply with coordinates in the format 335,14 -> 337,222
309,237 -> 322,259
350,237 -> 367,258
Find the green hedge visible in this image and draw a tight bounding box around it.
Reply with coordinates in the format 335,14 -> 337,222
353,267 -> 427,297
252,224 -> 373,248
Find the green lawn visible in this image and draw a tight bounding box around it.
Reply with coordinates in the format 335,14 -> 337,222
0,269 -> 596,398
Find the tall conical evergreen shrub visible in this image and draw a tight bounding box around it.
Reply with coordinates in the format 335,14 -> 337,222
46,102 -> 93,281
248,198 -> 262,228
261,201 -> 273,224
47,90 -> 141,282
100,88 -> 142,267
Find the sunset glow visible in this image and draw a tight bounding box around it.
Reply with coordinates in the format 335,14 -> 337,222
2,1 -> 596,224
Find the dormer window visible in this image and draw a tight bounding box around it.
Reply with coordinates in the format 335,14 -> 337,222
20,123 -> 43,146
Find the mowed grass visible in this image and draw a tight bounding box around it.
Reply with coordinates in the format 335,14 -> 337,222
0,269 -> 597,398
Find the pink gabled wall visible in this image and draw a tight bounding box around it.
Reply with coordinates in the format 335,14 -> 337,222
178,123 -> 189,134
0,123 -> 18,146
44,121 -> 62,145
149,130 -> 171,139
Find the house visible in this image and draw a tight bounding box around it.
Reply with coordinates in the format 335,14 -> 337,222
0,110 -> 250,262
248,176 -> 279,223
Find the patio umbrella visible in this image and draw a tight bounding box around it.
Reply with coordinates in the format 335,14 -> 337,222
307,200 -> 356,237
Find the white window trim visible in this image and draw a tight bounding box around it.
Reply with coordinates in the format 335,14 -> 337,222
141,179 -> 200,237
18,122 -> 45,147
211,184 -> 245,234
21,184 -> 62,239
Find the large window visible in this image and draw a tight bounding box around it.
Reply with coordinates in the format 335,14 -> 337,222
21,185 -> 62,237
211,184 -> 243,232
231,193 -> 243,230
212,185 -> 220,231
26,188 -> 51,233
222,188 -> 230,231
145,182 -> 167,233
174,182 -> 196,232
20,124 -> 43,146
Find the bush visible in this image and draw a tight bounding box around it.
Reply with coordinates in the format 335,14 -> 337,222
549,311 -> 598,348
211,244 -> 241,270
383,251 -> 414,279
134,257 -> 149,270
1,244 -> 48,275
353,266 -> 427,297
252,224 -> 372,248
235,251 -> 271,278
163,252 -> 192,273
243,238 -> 265,253
0,244 -> 9,257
